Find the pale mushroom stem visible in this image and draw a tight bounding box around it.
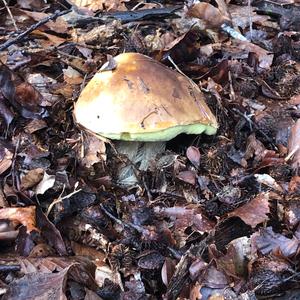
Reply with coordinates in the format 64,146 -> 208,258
115,141 -> 166,186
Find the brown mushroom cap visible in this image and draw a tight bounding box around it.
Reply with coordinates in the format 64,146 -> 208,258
74,53 -> 218,141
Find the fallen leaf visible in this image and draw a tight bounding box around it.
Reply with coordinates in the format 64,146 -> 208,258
254,174 -> 283,192
20,168 -> 44,190
186,146 -> 201,168
35,172 -> 56,195
21,10 -> 68,33
0,96 -> 14,126
24,119 -> 47,134
63,66 -> 83,85
0,146 -> 13,175
229,193 -> 270,228
253,227 -> 300,257
80,132 -> 106,167
177,170 -> 197,185
0,206 -> 37,233
137,250 -> 165,270
2,267 -> 69,300
186,2 -> 231,29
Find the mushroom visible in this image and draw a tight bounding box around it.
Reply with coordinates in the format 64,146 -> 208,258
74,53 -> 218,186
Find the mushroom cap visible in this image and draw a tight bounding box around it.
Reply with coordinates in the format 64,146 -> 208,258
74,53 -> 218,142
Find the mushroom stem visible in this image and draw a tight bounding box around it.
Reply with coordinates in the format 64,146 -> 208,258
115,141 -> 166,186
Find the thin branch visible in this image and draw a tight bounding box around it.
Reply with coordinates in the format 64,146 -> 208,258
0,8 -> 72,52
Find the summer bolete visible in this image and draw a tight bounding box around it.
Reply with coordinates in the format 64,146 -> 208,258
74,53 -> 218,185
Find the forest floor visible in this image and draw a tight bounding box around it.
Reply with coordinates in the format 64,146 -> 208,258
0,0 -> 300,299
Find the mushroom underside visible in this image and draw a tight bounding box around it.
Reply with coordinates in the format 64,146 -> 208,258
100,123 -> 218,142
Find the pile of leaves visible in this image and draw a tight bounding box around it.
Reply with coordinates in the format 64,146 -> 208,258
1,0 -> 300,299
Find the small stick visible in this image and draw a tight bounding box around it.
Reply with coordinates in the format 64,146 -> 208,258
1,0 -> 18,31
0,8 -> 72,52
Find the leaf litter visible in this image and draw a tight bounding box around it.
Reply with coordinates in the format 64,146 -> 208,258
1,0 -> 300,299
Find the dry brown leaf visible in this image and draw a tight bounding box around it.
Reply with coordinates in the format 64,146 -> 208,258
63,66 -> 84,85
289,93 -> 300,105
244,133 -> 266,162
231,40 -> 273,70
0,206 -> 38,233
288,176 -> 300,194
21,10 -> 68,33
186,1 -> 231,29
161,257 -> 176,287
24,119 -> 47,134
80,132 -> 106,168
229,193 -> 270,228
31,30 -> 67,46
154,206 -> 215,234
71,241 -> 106,262
20,168 -> 44,190
0,147 -> 13,175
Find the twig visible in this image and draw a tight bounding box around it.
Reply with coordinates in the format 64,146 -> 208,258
46,183 -> 82,216
0,8 -> 72,52
1,0 -> 18,31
